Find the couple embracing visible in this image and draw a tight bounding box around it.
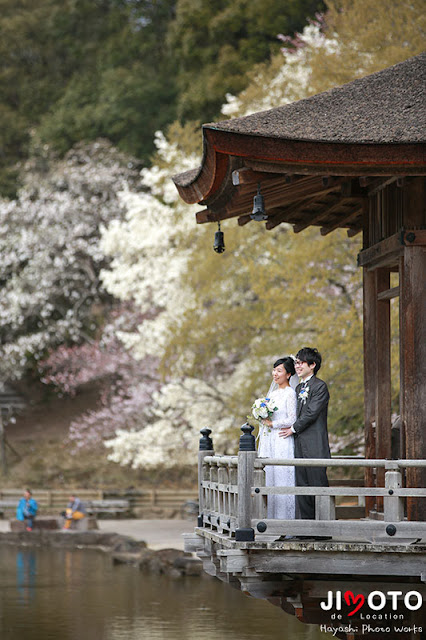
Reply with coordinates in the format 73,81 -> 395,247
257,347 -> 331,522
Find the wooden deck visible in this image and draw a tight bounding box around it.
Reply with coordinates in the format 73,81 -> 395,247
185,427 -> 426,640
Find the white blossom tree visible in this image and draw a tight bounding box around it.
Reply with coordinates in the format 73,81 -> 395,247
0,139 -> 140,380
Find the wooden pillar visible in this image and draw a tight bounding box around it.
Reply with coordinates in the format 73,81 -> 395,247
375,268 -> 392,510
400,245 -> 426,521
363,267 -> 377,514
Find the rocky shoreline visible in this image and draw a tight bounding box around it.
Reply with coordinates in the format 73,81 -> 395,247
0,530 -> 203,578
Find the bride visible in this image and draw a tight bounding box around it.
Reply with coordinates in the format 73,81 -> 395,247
257,356 -> 297,519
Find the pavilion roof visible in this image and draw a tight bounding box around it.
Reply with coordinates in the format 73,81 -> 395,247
201,54 -> 425,145
173,54 -> 426,236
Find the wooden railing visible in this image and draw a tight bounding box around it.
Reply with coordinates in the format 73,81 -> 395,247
197,425 -> 426,544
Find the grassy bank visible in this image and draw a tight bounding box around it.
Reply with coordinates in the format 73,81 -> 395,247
2,381 -> 197,490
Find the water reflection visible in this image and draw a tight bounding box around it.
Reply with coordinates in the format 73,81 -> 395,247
0,546 -> 333,640
16,551 -> 37,604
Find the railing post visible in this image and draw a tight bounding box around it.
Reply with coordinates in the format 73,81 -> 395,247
236,423 -> 257,542
384,464 -> 404,521
316,495 -> 336,520
217,460 -> 228,531
198,428 -> 214,527
253,461 -> 266,520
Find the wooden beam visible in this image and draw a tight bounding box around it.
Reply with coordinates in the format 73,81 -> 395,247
347,227 -> 362,237
367,176 -> 398,196
358,230 -> 426,268
320,205 -> 362,236
266,194 -> 324,230
341,180 -> 368,198
363,268 -> 377,514
358,176 -> 398,194
196,209 -> 213,224
404,178 -> 426,227
357,233 -> 402,267
375,268 -> 392,512
321,176 -> 342,187
238,214 -> 252,226
293,196 -> 345,233
243,158 -> 426,178
359,177 -> 376,186
199,177 -> 344,224
377,286 -> 400,301
262,178 -> 342,211
232,168 -> 283,185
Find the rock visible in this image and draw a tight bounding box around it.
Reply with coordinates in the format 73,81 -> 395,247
112,552 -> 142,566
173,556 -> 203,576
168,568 -> 182,579
0,531 -> 203,579
11,518 -> 59,532
112,536 -> 147,553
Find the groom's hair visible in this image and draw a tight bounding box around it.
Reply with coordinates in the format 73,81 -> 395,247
296,347 -> 322,374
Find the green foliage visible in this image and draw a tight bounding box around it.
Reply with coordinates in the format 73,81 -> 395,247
163,222 -> 363,437
229,0 -> 426,116
0,0 -> 178,193
0,0 -> 325,195
308,0 -> 426,93
169,0 -> 324,121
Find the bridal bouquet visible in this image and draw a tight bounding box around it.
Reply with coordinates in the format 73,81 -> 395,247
251,397 -> 278,422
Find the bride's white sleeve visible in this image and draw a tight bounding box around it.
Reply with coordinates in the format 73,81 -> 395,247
286,390 -> 297,426
272,389 -> 297,428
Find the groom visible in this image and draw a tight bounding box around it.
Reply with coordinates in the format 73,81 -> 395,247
279,347 -> 331,520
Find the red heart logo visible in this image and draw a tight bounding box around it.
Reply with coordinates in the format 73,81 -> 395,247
344,590 -> 365,616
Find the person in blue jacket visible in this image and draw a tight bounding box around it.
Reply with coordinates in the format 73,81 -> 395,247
16,489 -> 38,531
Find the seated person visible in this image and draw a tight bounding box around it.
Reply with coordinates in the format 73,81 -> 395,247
16,489 -> 38,531
62,494 -> 86,529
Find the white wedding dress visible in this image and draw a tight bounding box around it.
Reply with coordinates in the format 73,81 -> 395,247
257,386 -> 297,519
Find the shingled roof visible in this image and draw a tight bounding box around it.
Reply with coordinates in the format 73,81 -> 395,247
204,54 -> 426,145
173,54 -> 426,235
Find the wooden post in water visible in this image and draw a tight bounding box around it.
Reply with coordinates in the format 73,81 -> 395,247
236,423 -> 256,542
198,428 -> 214,527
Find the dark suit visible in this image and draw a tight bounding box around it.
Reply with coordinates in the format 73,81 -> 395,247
292,375 -> 331,519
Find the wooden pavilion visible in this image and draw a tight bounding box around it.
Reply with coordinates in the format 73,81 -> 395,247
174,53 -> 426,522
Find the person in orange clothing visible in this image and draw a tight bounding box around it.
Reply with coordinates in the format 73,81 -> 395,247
62,494 -> 86,530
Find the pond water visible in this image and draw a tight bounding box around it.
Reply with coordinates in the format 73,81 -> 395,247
0,546 -> 333,640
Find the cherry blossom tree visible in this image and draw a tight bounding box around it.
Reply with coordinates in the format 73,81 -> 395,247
0,139 -> 140,381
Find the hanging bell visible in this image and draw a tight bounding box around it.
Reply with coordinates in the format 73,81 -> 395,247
251,183 -> 267,221
213,222 -> 225,253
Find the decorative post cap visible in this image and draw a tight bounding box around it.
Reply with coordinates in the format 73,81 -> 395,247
199,428 -> 213,451
239,423 -> 256,452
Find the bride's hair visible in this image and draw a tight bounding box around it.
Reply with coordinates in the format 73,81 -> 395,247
273,356 -> 296,377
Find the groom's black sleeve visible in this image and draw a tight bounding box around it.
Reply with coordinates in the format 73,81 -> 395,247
292,381 -> 329,435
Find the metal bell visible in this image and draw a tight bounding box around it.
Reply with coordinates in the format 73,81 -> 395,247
213,223 -> 225,253
251,184 -> 267,221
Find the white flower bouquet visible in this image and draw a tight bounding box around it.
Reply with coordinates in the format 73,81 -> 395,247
251,396 -> 278,422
